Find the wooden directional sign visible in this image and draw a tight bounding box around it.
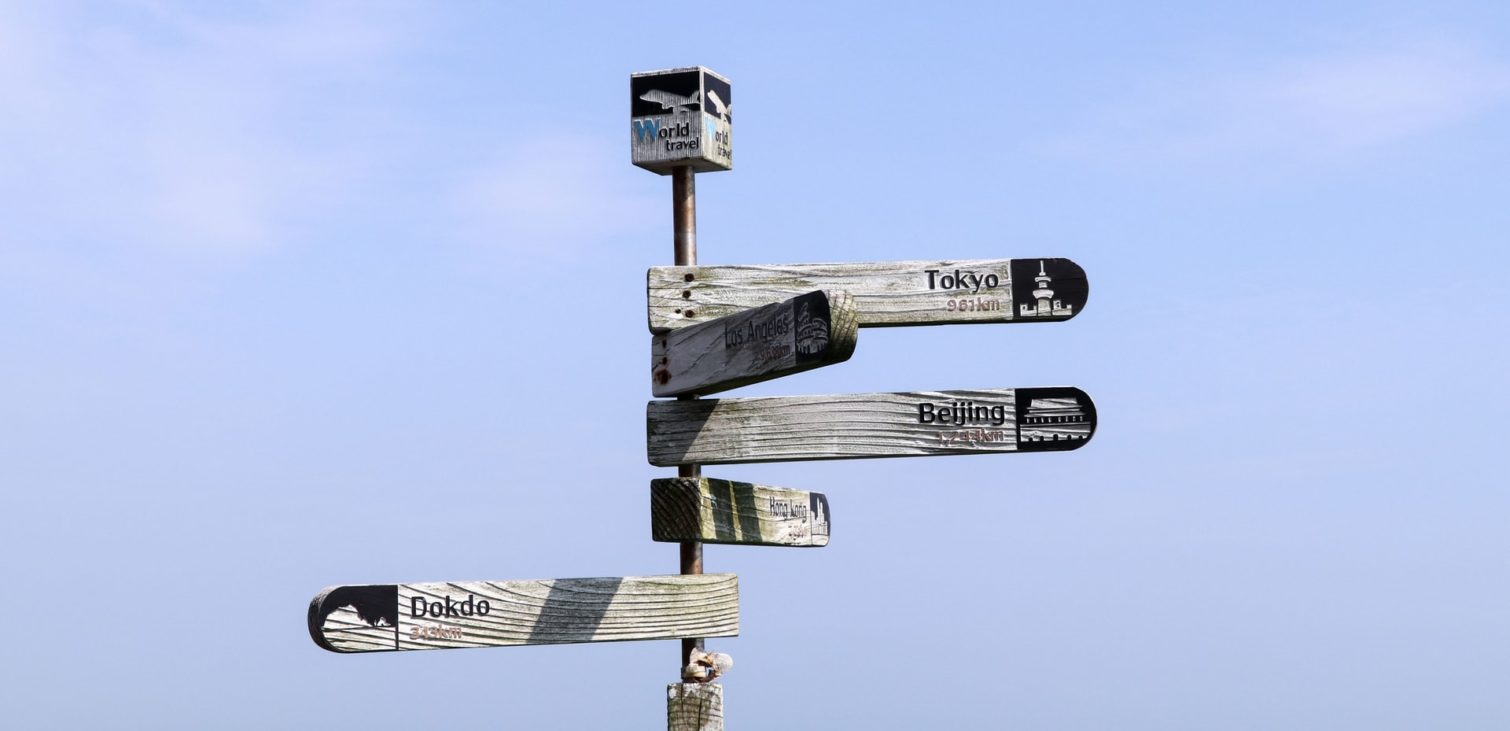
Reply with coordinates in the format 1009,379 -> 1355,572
309,574 -> 738,653
647,387 -> 1094,466
647,258 -> 1087,332
652,477 -> 830,547
652,290 -> 858,397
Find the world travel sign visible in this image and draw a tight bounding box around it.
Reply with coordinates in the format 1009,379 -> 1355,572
631,66 -> 732,174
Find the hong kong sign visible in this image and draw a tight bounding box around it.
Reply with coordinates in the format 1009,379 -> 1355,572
630,66 -> 732,174
652,289 -> 858,397
651,477 -> 830,547
647,258 -> 1087,332
309,574 -> 739,653
646,387 -> 1095,466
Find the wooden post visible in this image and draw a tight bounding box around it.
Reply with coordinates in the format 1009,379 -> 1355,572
667,683 -> 723,731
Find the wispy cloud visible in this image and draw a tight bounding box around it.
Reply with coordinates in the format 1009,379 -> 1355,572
0,3 -> 409,258
1041,39 -> 1510,166
450,134 -> 660,262
0,3 -> 653,277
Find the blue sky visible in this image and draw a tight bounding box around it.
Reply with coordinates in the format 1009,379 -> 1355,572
2,2 -> 1508,728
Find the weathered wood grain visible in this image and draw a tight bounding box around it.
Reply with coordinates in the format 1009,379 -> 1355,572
652,290 -> 858,397
652,477 -> 830,547
646,387 -> 1095,466
647,258 -> 1088,332
309,574 -> 739,654
668,683 -> 723,731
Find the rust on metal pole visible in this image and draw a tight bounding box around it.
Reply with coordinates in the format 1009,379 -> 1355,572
672,164 -> 704,668
673,165 -> 697,267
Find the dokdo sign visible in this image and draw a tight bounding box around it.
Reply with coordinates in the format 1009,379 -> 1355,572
631,66 -> 733,174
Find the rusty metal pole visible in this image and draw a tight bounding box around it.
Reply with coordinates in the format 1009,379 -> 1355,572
672,164 -> 703,671
673,165 -> 697,274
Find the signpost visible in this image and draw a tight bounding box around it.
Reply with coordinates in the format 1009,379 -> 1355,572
652,289 -> 858,397
648,387 -> 1096,466
309,574 -> 739,653
652,477 -> 831,547
633,65 -> 738,730
648,258 -> 1087,331
308,65 -> 1099,731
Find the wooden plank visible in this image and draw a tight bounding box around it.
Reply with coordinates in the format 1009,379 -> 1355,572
668,683 -> 723,731
651,477 -> 830,547
647,387 -> 1094,466
647,258 -> 1087,332
652,290 -> 858,397
308,574 -> 738,654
